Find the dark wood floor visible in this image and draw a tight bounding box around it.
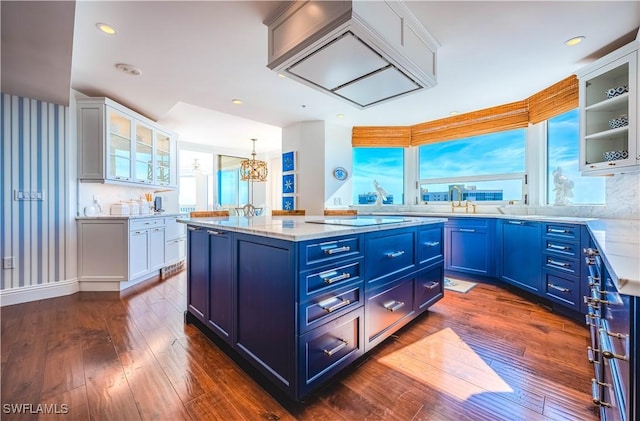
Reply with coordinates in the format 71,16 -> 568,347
1,270 -> 599,420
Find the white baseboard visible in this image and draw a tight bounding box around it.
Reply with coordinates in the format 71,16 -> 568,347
0,278 -> 80,307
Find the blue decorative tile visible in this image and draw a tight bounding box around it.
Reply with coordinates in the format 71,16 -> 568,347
283,174 -> 295,193
282,196 -> 294,210
282,151 -> 295,172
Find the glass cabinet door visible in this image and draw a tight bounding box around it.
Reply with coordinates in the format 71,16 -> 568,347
156,132 -> 171,185
107,109 -> 133,181
135,123 -> 154,183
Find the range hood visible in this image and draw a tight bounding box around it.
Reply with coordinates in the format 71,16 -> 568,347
264,1 -> 440,108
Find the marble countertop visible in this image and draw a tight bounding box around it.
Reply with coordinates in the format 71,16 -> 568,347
76,213 -> 185,220
177,215 -> 447,242
586,219 -> 640,297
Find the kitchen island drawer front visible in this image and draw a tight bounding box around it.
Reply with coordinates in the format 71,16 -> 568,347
544,238 -> 580,258
130,217 -> 165,231
418,226 -> 444,266
544,223 -> 580,241
300,235 -> 362,270
299,307 -> 364,396
301,260 -> 362,301
299,283 -> 363,333
365,276 -> 415,348
415,266 -> 444,311
544,254 -> 580,275
365,228 -> 416,287
544,272 -> 579,308
445,218 -> 490,229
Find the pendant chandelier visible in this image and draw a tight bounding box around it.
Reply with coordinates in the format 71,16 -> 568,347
240,138 -> 268,182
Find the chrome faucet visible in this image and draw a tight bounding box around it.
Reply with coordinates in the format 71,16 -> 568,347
449,185 -> 476,213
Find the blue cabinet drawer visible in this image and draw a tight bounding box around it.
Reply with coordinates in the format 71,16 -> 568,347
418,226 -> 443,266
543,223 -> 580,241
365,276 -> 415,349
299,283 -> 363,333
300,235 -> 362,270
298,307 -> 364,397
301,260 -> 362,302
544,238 -> 580,258
415,265 -> 444,311
365,228 -> 416,287
544,254 -> 580,275
544,271 -> 579,308
445,217 -> 490,229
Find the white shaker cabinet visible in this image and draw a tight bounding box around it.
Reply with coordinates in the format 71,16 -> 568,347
165,215 -> 187,265
77,216 -> 173,291
77,97 -> 177,187
577,35 -> 639,175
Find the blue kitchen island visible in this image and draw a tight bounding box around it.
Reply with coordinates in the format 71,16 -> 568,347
178,215 -> 446,400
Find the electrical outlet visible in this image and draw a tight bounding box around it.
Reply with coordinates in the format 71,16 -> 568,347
3,257 -> 14,269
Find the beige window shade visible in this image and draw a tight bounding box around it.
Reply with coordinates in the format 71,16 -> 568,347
527,75 -> 578,124
352,126 -> 411,147
411,100 -> 529,146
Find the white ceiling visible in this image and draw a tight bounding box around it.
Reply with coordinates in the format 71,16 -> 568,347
3,1 -> 639,155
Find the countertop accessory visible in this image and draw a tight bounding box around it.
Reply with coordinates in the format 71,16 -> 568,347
333,166 -> 348,181
608,114 -> 628,129
110,202 -> 130,215
605,85 -> 628,99
83,198 -> 102,217
603,150 -> 629,161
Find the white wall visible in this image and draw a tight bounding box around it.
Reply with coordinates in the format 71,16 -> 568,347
324,123 -> 353,208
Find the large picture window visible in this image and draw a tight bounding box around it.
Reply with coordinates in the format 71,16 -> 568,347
546,109 -> 605,205
418,129 -> 526,203
352,148 -> 404,205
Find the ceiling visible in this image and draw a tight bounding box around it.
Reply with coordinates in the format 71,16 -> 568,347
2,1 -> 639,154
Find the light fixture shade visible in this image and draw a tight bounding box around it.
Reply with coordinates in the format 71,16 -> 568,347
240,139 -> 268,182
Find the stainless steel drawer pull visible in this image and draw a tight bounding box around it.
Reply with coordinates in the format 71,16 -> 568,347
319,298 -> 351,313
386,251 -> 405,258
384,300 -> 405,312
424,281 -> 440,290
583,248 -> 599,256
548,283 -> 570,293
459,228 -> 476,232
549,228 -> 569,234
508,220 -> 525,225
587,346 -> 599,364
207,230 -> 223,235
323,339 -> 349,357
547,259 -> 569,267
187,226 -> 198,231
591,379 -> 611,407
423,241 -> 440,247
323,246 -> 351,255
599,330 -> 629,361
321,272 -> 351,284
548,244 -> 569,251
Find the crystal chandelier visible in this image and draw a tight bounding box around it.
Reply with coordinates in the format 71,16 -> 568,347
240,138 -> 268,182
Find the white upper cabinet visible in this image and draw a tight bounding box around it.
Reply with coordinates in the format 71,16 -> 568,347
77,97 -> 177,187
577,37 -> 639,175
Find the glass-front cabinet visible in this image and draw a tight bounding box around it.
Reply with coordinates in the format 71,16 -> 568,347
578,38 -> 638,175
77,97 -> 177,188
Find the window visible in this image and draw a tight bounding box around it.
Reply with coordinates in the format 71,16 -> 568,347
352,148 -> 404,205
418,129 -> 526,203
218,155 -> 249,208
547,109 -> 605,205
178,150 -> 215,213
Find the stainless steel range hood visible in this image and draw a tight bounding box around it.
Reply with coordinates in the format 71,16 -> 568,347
264,1 -> 439,109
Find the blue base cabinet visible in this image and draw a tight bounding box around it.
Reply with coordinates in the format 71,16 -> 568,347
498,219 -> 542,294
185,222 -> 445,400
445,218 -> 496,277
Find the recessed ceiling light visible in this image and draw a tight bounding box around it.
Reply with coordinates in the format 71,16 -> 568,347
115,63 -> 142,76
337,114 -> 345,118
278,73 -> 286,78
96,23 -> 117,35
565,36 -> 585,46
232,99 -> 243,105
450,111 -> 458,116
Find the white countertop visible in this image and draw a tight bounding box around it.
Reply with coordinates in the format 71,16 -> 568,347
362,211 -> 596,224
177,215 -> 447,242
76,213 -> 185,220
586,219 -> 640,297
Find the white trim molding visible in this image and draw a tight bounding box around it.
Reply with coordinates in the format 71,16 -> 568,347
0,278 -> 79,307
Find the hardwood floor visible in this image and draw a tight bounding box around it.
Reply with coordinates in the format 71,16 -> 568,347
1,271 -> 599,420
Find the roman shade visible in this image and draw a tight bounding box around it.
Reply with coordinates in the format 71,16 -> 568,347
527,75 -> 578,124
352,126 -> 411,147
410,100 -> 529,146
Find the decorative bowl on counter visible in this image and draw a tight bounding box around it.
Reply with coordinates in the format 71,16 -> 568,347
609,114 -> 629,129
605,85 -> 628,99
603,150 -> 629,161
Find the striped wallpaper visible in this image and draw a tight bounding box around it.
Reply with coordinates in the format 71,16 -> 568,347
1,93 -> 75,292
